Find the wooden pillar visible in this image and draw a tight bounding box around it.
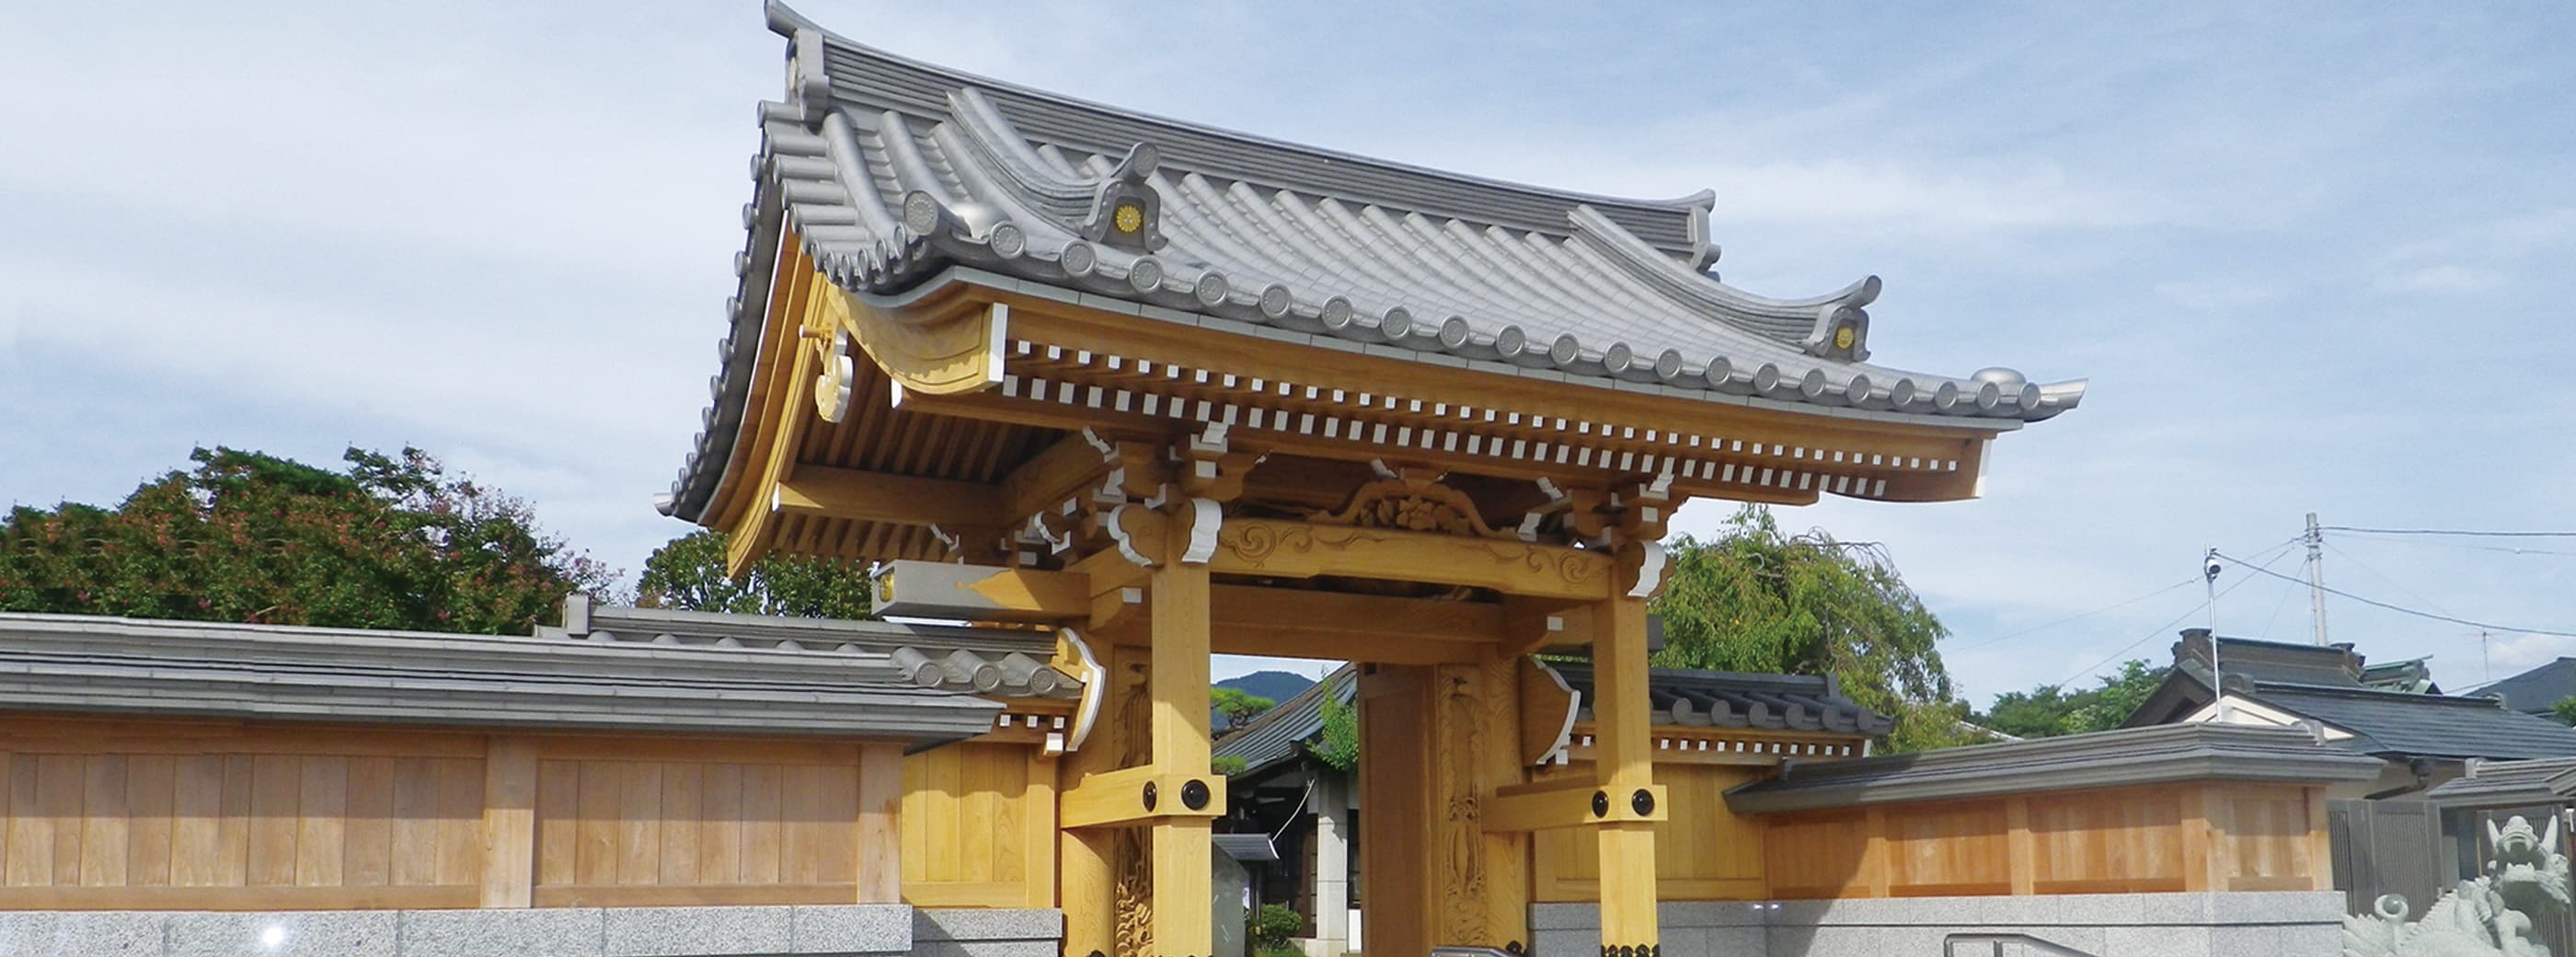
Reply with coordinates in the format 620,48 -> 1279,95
1148,513 -> 1214,957
857,742 -> 903,904
477,736 -> 535,908
1592,594 -> 1660,954
1062,645 -> 1144,957
1359,665 -> 1434,957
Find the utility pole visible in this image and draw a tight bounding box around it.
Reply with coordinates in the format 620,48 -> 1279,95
2205,548 -> 2225,718
2306,513 -> 2329,647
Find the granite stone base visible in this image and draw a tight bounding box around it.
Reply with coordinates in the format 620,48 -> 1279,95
1529,892 -> 2345,957
0,905 -> 1056,957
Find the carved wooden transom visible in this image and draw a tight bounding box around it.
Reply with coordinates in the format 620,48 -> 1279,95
1308,473 -> 1514,540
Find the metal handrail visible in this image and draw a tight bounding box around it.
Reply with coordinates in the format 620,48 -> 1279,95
1942,933 -> 2103,957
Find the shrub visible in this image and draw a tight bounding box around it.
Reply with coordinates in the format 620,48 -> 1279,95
1248,903 -> 1304,951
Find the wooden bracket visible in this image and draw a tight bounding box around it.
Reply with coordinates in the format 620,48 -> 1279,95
1616,540 -> 1673,601
1060,765 -> 1227,829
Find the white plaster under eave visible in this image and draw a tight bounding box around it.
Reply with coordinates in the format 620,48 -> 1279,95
2180,694 -> 2357,743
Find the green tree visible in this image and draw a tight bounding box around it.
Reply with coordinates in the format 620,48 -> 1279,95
1978,660 -> 2164,743
1978,660 -> 2169,738
0,445 -> 613,633
1212,687 -> 1277,732
1308,696 -> 1360,772
1649,504 -> 1970,752
2550,695 -> 2576,728
635,529 -> 874,619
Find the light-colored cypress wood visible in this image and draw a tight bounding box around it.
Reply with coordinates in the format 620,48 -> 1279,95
478,739 -> 535,907
1592,595 -> 1660,949
856,744 -> 902,904
342,756 -> 394,889
168,755 -> 224,888
1148,544 -> 1214,957
294,755 -> 347,888
245,755 -> 296,887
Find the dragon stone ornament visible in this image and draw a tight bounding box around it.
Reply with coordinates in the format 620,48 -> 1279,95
2345,814 -> 2571,957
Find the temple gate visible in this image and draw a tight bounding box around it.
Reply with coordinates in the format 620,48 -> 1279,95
662,6 -> 2087,957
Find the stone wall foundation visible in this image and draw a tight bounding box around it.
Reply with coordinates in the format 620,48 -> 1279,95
1529,893 -> 2345,957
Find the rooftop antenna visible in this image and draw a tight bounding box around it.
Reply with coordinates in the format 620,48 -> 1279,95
2306,513 -> 2330,647
2204,548 -> 2225,719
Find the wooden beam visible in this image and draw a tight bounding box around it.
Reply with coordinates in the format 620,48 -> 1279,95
1482,777 -> 1666,833
1209,518 -> 1613,602
774,465 -> 1003,528
477,737 -> 535,908
870,560 -> 1089,621
998,430 -> 1123,521
1058,766 -> 1225,829
855,742 -> 902,904
1215,585 -> 1504,645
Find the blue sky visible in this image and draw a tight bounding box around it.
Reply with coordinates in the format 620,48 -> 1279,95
4,2 -> 2571,705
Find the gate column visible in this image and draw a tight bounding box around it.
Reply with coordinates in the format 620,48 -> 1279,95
1593,546 -> 1664,957
1146,505 -> 1215,957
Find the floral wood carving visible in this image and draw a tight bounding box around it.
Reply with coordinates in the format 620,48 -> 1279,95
1308,478 -> 1514,540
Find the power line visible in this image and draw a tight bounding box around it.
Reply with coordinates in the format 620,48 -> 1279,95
2321,540 -> 2458,619
2320,525 -> 2576,538
1950,577 -> 2200,651
2332,532 -> 2576,558
2214,550 -> 2576,640
2049,541 -> 2302,690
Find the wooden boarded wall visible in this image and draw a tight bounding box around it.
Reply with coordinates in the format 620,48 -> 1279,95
0,715 -> 1053,910
900,741 -> 1056,908
1762,783 -> 2333,899
0,720 -> 489,910
1531,762 -> 1769,902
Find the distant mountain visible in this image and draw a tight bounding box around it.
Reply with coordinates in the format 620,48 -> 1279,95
1216,670 -> 1317,705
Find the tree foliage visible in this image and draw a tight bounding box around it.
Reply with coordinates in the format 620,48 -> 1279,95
1308,696 -> 1360,772
1977,660 -> 2169,739
1211,687 -> 1277,732
635,529 -> 874,619
0,446 -> 613,633
1649,504 -> 1971,752
2550,696 -> 2576,729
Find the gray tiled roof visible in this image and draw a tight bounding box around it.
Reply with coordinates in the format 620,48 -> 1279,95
1724,723 -> 2386,813
2422,755 -> 2576,807
1212,660 -> 1893,778
0,612 -> 1005,744
661,3 -> 2086,520
2249,685 -> 2576,761
1545,663 -> 1893,736
2476,657 -> 2576,714
549,598 -> 1079,700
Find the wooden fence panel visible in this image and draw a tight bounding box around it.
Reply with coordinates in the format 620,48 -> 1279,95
2329,799 -> 2441,917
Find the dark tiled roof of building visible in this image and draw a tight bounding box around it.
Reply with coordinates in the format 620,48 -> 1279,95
2477,658 -> 2576,714
1213,660 -> 1892,778
1545,663 -> 1893,736
661,2 -> 2086,521
0,612 -> 1006,744
2422,755 -> 2576,807
546,596 -> 1079,700
2249,685 -> 2576,761
1724,723 -> 2385,813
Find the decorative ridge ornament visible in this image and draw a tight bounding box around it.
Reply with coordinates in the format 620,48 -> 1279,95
1082,143 -> 1166,253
